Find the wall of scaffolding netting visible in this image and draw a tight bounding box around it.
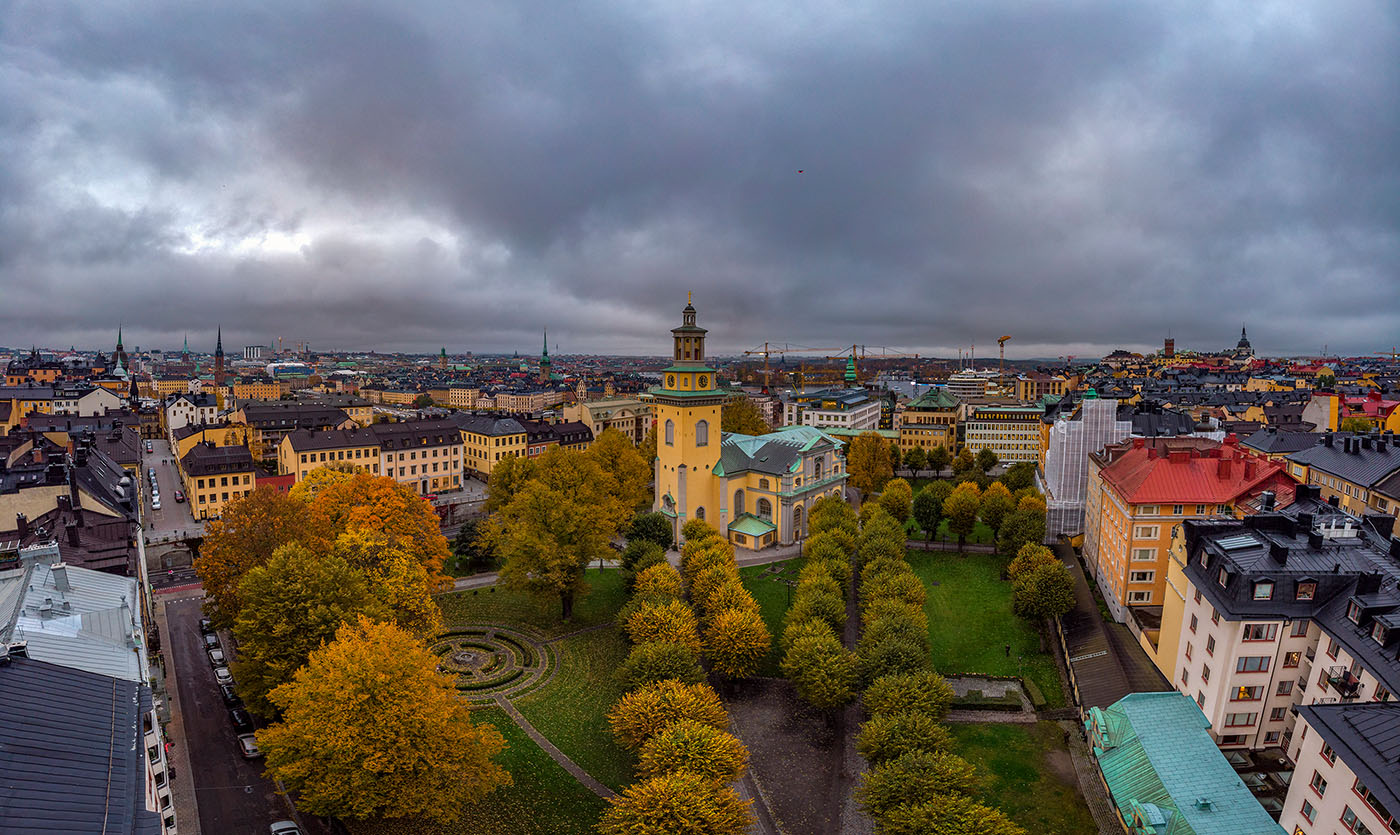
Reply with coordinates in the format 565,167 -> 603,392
1041,398 -> 1129,540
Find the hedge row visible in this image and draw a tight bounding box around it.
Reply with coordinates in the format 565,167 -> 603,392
780,496 -> 860,710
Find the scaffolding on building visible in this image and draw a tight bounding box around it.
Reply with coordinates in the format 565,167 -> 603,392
1042,398 -> 1130,541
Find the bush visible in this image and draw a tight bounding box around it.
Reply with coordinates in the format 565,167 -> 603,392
865,671 -> 954,721
636,720 -> 749,784
598,771 -> 753,835
790,586 -> 847,633
949,689 -> 1023,712
782,631 -> 857,710
856,750 -> 980,820
624,599 -> 702,652
634,563 -> 684,600
856,712 -> 954,763
617,641 -> 705,691
703,605 -> 770,680
877,795 -> 1027,835
856,634 -> 931,685
681,518 -> 722,544
701,580 -> 760,624
781,616 -> 837,652
629,512 -> 675,550
690,563 -> 740,613
860,571 -> 927,610
608,680 -> 728,749
860,598 -> 928,633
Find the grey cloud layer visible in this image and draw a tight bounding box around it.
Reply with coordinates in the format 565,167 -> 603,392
2,0 -> 1397,357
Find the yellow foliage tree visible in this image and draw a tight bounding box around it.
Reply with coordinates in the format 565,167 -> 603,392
637,719 -> 749,783
330,530 -> 444,637
633,563 -> 684,599
195,487 -> 310,627
259,617 -> 510,823
704,606 -> 771,680
301,472 -> 452,589
599,772 -> 753,835
608,680 -> 729,750
587,427 -> 653,512
625,599 -> 703,654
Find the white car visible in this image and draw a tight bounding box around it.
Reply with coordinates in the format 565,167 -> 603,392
237,733 -> 262,759
208,647 -> 226,666
270,822 -> 302,835
213,666 -> 233,685
151,498 -> 161,511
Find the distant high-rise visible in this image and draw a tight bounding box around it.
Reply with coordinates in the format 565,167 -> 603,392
1164,337 -> 1175,358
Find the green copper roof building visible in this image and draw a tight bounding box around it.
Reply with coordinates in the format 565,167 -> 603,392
1086,692 -> 1284,835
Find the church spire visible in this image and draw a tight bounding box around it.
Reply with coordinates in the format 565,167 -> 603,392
542,329 -> 549,359
215,325 -> 224,357
116,324 -> 123,349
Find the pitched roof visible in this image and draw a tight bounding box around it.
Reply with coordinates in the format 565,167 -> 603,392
905,388 -> 959,410
1296,702 -> 1400,818
1099,440 -> 1290,505
283,427 -> 380,452
180,442 -> 254,475
0,656 -> 161,834
1240,427 -> 1320,455
717,426 -> 841,477
1089,692 -> 1285,835
1286,434 -> 1400,487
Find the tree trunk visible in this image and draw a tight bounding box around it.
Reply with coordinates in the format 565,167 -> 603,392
561,589 -> 575,621
958,533 -> 966,553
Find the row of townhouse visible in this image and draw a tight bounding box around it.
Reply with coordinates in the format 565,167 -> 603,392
1147,492 -> 1399,835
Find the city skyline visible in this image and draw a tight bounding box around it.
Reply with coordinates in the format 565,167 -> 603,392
3,1 -> 1397,357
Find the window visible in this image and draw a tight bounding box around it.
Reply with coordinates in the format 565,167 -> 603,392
1309,771 -> 1327,796
1127,591 -> 1152,603
1202,664 -> 1211,683
1326,638 -> 1339,659
1218,567 -> 1231,588
757,498 -> 772,520
1284,651 -> 1302,668
1292,619 -> 1310,637
1236,656 -> 1270,673
1277,680 -> 1293,696
1196,691 -> 1205,708
1347,601 -> 1363,623
1243,623 -> 1278,641
1300,798 -> 1317,823
1185,642 -> 1193,661
1376,686 -> 1392,702
1340,806 -> 1367,833
1172,504 -> 1183,515
1232,685 -> 1263,701
1190,614 -> 1199,633
1270,707 -> 1288,721
695,507 -> 705,520
664,420 -> 674,446
1181,668 -> 1189,686
1296,581 -> 1316,601
1264,730 -> 1280,743
1131,548 -> 1156,561
695,420 -> 709,447
1207,635 -> 1216,655
1372,622 -> 1390,645
1194,589 -> 1203,604
1130,571 -> 1155,583
1139,506 -> 1159,516
1253,580 -> 1274,600
1134,524 -> 1160,538
1354,778 -> 1399,830
1320,743 -> 1337,765
1223,712 -> 1258,726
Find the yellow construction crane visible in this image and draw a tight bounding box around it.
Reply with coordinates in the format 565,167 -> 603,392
997,335 -> 1012,375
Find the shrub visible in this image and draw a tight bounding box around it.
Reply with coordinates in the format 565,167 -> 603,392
860,571 -> 927,610
598,771 -> 753,835
876,795 -> 1026,835
856,750 -> 980,819
629,512 -> 675,550
781,616 -> 837,652
865,671 -> 954,721
855,712 -> 954,763
690,563 -> 740,613
608,680 -> 728,749
704,606 -> 771,680
856,634 -> 931,685
624,599 -> 702,653
701,580 -> 760,624
790,586 -> 846,633
860,598 -> 928,633
617,641 -> 705,691
782,631 -> 857,710
636,720 -> 749,783
634,563 -> 684,600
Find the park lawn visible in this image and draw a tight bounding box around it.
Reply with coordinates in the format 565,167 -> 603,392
949,722 -> 1097,835
437,567 -> 626,638
738,559 -> 800,677
906,549 -> 1064,707
515,626 -> 636,791
351,707 -> 606,835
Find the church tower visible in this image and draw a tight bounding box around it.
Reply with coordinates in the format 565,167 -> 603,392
214,325 -> 226,387
652,295 -> 724,543
112,325 -> 128,370
538,330 -> 552,384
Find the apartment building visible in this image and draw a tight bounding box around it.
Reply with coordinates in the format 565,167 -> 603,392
782,388 -> 880,431
896,388 -> 958,454
452,414 -> 529,478
231,401 -> 356,461
370,418 -> 464,495
562,397 -> 652,445
1284,702 -> 1399,835
277,427 -> 382,481
180,442 -> 256,520
1087,435 -> 1295,622
163,392 -> 218,435
963,406 -> 1041,464
518,418 -> 593,457
1155,494 -> 1397,766
1284,431 -> 1400,517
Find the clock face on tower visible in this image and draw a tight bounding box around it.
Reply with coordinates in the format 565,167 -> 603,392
666,375 -> 676,388
699,375 -> 708,389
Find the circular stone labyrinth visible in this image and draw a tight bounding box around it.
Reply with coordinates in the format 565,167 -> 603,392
429,625 -> 555,704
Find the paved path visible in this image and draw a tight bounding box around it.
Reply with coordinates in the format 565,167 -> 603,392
1058,719 -> 1124,835
493,696 -> 615,798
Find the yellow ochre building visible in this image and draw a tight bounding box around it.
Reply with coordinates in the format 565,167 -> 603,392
653,297 -> 849,549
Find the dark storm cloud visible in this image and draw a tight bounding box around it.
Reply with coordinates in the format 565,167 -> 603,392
1,0 -> 1397,358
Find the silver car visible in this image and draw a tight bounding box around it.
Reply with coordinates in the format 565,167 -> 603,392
208,647 -> 226,666
237,733 -> 262,759
270,822 -> 302,835
213,666 -> 233,685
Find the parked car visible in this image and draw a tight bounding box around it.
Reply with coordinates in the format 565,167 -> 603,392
213,666 -> 233,686
174,490 -> 185,503
270,821 -> 302,835
199,618 -> 214,634
151,497 -> 161,510
202,632 -> 220,649
219,683 -> 241,706
236,733 -> 262,759
229,708 -> 253,733
147,468 -> 155,479
146,441 -> 153,453
208,647 -> 226,666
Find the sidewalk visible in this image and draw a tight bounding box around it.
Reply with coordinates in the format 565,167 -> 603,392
153,589 -> 204,835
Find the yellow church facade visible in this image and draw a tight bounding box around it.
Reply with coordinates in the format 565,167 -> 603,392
652,299 -> 850,549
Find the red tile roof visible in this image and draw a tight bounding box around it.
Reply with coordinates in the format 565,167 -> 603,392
1100,436 -> 1294,505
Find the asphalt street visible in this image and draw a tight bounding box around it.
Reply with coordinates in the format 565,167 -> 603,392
142,438 -> 205,541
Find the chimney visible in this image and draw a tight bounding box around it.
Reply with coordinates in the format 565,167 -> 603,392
1309,530 -> 1324,548
1328,495 -> 1340,507
1323,433 -> 1334,447
1270,541 -> 1288,563
1362,437 -> 1373,451
1217,457 -> 1232,479
51,562 -> 71,592
1260,490 -> 1276,511
64,521 -> 79,547
1389,538 -> 1400,561
1296,512 -> 1314,534
15,513 -> 27,538
1133,437 -> 1145,449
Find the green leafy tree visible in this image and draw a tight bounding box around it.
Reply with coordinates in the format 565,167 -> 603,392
629,512 -> 675,550
856,634 -> 930,686
889,441 -> 903,472
412,393 -> 434,409
904,446 -> 928,473
951,448 -> 977,478
636,720 -> 749,783
1340,416 -> 1374,433
997,508 -> 1047,557
912,481 -> 952,542
1012,562 -> 1076,621
449,519 -> 496,574
483,452 -> 534,514
856,712 -> 954,764
598,772 -> 753,835
978,481 -> 1015,540
622,539 -> 669,591
865,671 -> 954,721
782,631 -> 857,710
878,795 -> 1026,835
974,447 -> 999,474
942,481 -> 982,551
848,432 -> 895,497
721,396 -> 772,436
617,641 -> 706,690
588,427 -> 653,511
1316,372 -> 1336,390
926,445 -> 952,476
878,478 -> 914,524
1007,543 -> 1058,583
608,680 -> 729,749
1001,461 -> 1036,492
857,750 -> 979,819
808,495 -> 860,537
259,617 -> 509,823
790,584 -> 847,633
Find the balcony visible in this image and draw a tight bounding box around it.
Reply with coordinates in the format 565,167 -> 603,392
1325,667 -> 1362,699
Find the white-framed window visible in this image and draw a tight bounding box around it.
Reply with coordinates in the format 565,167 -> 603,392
1139,505 -> 1159,516
1130,571 -> 1155,583
664,419 -> 674,446
1133,525 -> 1160,539
1127,591 -> 1152,603
695,419 -> 709,447
1131,548 -> 1156,561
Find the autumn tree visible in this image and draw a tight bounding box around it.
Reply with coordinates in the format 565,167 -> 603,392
622,540 -> 669,591
231,543 -> 385,717
978,482 -> 1015,540
878,478 -> 914,524
608,679 -> 729,749
589,427 -> 652,511
721,396 -> 771,436
624,599 -> 703,653
259,617 -> 509,823
1007,543 -> 1058,583
912,481 -> 952,543
301,472 -> 452,588
951,448 -> 977,479
493,447 -> 625,619
877,795 -> 1026,835
782,630 -> 857,710
856,712 -> 954,764
704,606 -> 771,680
330,530 -> 444,636
640,424 -> 658,464
1012,562 -> 1076,621
847,432 -> 895,497
1340,416 -> 1374,433
617,641 -> 706,690
865,671 -> 955,721
636,719 -> 749,783
926,445 -> 952,476
904,446 -> 928,473
598,772 -> 753,835
974,447 -> 998,474
997,507 -> 1047,557
889,441 -> 903,472
195,487 -> 310,628
942,482 -> 982,551
629,511 -> 675,550
857,750 -> 979,819
483,452 -> 534,514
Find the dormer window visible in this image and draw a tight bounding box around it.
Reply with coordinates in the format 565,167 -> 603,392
1252,580 -> 1274,601
1218,567 -> 1230,588
1295,581 -> 1316,601
1373,621 -> 1389,645
1347,601 -> 1363,624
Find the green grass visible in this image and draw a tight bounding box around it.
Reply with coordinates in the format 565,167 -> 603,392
438,567 -> 626,638
948,722 -> 1097,835
907,549 -> 1064,707
911,518 -> 995,544
350,707 -> 606,835
739,559 -> 801,677
516,627 -> 636,791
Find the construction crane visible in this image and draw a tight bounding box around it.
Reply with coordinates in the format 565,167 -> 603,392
743,342 -> 846,388
997,335 -> 1011,376
823,345 -> 921,386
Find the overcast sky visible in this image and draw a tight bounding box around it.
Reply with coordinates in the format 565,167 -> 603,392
2,1 -> 1397,360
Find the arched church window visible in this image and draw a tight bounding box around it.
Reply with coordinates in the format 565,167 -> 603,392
757,498 -> 772,520
696,420 -> 709,446
665,420 -> 674,446
734,489 -> 745,515
696,507 -> 705,520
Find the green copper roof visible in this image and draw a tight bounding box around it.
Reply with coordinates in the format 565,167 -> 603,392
1088,693 -> 1284,835
728,514 -> 776,536
906,388 -> 959,410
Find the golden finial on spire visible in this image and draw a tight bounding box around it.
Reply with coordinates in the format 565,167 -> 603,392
688,291 -> 692,304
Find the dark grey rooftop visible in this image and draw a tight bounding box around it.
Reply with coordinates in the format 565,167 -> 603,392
1296,702 -> 1400,820
1241,427 -> 1321,456
0,656 -> 160,833
1286,434 -> 1400,487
